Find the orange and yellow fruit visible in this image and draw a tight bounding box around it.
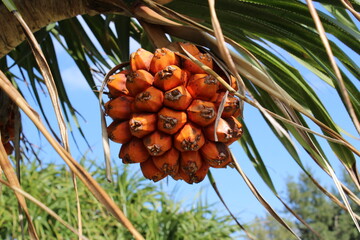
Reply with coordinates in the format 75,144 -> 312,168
119,137 -> 149,164
153,148 -> 180,175
104,43 -> 243,184
107,70 -> 129,97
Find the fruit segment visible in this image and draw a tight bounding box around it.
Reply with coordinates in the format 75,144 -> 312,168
164,86 -> 192,111
129,113 -> 157,138
171,168 -> 193,184
180,151 -> 202,174
172,160 -> 209,184
104,95 -> 134,120
192,161 -> 210,183
130,48 -> 154,71
134,87 -> 164,113
215,93 -> 240,118
107,120 -> 132,144
200,141 -> 232,168
126,69 -> 154,96
204,118 -> 233,143
119,137 -> 149,164
107,70 -> 129,97
153,65 -> 186,91
174,123 -> 205,152
187,74 -> 218,101
182,53 -> 213,74
157,107 -> 187,135
150,48 -> 179,74
153,148 -> 180,175
178,42 -> 200,56
187,100 -> 216,127
143,131 -> 172,156
140,158 -> 167,182
225,116 -> 243,145
219,75 -> 238,92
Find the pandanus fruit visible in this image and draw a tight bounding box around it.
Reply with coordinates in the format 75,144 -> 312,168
104,43 -> 243,183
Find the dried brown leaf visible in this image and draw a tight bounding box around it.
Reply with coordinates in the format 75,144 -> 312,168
207,170 -> 256,240
0,71 -> 144,240
98,62 -> 129,182
231,152 -> 301,240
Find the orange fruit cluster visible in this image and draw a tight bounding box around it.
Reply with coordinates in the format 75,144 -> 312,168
105,43 -> 243,184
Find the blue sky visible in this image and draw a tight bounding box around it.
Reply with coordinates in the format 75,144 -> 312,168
9,14 -> 360,238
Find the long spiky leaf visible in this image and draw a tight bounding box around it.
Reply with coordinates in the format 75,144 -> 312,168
207,170 -> 256,240
306,0 -> 360,134
230,151 -> 301,240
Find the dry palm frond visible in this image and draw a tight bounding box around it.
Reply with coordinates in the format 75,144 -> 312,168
4,3 -> 84,236
0,71 -> 144,240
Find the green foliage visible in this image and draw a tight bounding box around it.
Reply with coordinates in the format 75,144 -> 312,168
287,172 -> 359,240
247,172 -> 360,240
247,215 -> 296,240
0,161 -> 237,239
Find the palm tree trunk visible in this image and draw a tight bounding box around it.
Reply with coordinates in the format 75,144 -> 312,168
0,0 -> 128,57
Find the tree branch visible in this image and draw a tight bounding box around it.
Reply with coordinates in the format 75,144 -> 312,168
0,0 -> 128,58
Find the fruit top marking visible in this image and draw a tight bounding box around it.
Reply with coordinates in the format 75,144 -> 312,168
200,106 -> 215,119
126,72 -> 137,82
204,75 -> 217,85
130,120 -> 142,131
148,144 -> 162,155
137,91 -> 151,101
159,115 -> 178,129
183,161 -> 199,173
181,134 -> 202,151
165,89 -> 183,101
158,66 -> 177,79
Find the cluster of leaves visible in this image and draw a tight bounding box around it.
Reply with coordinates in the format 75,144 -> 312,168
247,171 -> 360,240
2,0 -> 358,194
0,160 -> 237,239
